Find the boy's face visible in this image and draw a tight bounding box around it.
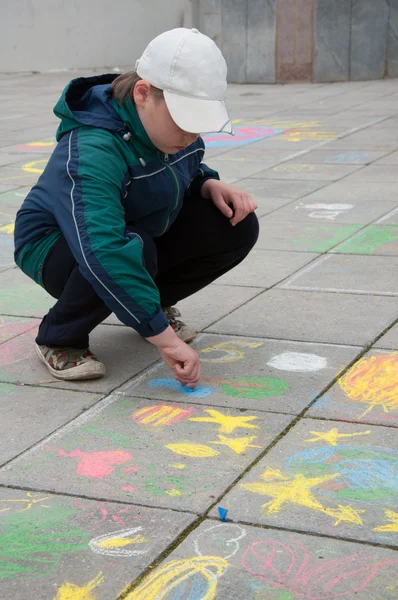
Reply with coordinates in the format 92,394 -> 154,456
134,81 -> 199,154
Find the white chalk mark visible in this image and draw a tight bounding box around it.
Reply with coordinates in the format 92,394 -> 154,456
89,527 -> 149,557
193,524 -> 247,560
267,352 -> 327,372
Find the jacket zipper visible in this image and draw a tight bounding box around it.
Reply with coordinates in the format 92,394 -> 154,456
160,153 -> 180,235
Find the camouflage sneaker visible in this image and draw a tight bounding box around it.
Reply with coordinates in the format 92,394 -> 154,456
35,343 -> 106,380
163,306 -> 197,343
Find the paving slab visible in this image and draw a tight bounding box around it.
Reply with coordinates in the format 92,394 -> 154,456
373,324 -> 398,351
256,220 -> 361,252
307,349 -> 398,427
0,383 -> 101,465
106,284 -> 260,331
331,224 -> 398,255
204,158 -> 273,183
301,180 -> 398,204
123,520 -> 398,600
282,254 -> 398,295
0,315 -> 39,344
0,324 -> 160,394
0,268 -> 54,317
120,334 -> 361,414
206,289 -> 398,346
0,394 -> 292,511
254,162 -> 362,181
376,206 -> 398,225
264,199 -> 397,224
236,177 -> 330,199
341,165 -> 398,183
0,489 -> 194,600
210,419 -> 398,546
215,249 -> 318,288
0,226 -> 15,270
0,164 -> 47,188
278,148 -> 390,164
375,150 -> 398,165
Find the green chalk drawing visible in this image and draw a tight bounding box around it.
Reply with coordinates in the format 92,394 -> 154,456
0,503 -> 89,579
220,376 -> 289,400
333,225 -> 398,255
291,225 -> 360,253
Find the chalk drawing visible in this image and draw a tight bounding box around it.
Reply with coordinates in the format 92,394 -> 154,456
324,152 -> 368,164
285,445 -> 398,504
203,376 -> 290,399
124,556 -> 229,600
373,509 -> 398,533
333,225 -> 398,254
295,202 -> 353,221
242,537 -> 398,599
267,352 -> 327,372
200,340 -> 264,364
165,443 -> 220,458
147,378 -> 213,398
132,404 -> 195,426
15,141 -> 55,152
193,524 -> 247,560
189,409 -> 258,434
53,572 -> 104,600
57,449 -> 133,479
338,354 -> 398,418
0,503 -> 89,579
210,435 -> 262,455
305,428 -> 371,446
21,159 -> 48,174
241,468 -> 364,525
0,491 -> 49,514
273,164 -> 314,173
72,501 -> 142,527
202,126 -> 283,148
89,527 -> 149,557
0,222 -> 14,234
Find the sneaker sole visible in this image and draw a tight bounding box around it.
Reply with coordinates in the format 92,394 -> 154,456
35,344 -> 106,381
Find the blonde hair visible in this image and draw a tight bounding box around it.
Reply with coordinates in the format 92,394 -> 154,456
111,71 -> 164,105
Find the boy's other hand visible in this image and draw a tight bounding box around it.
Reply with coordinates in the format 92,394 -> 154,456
146,326 -> 200,388
201,179 -> 258,226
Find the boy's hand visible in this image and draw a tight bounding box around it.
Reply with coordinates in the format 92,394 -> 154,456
201,179 -> 258,226
146,325 -> 200,388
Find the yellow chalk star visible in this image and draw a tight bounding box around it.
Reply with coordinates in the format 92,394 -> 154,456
324,504 -> 365,526
305,428 -> 371,446
189,409 -> 258,434
53,572 -> 104,599
0,222 -> 14,235
210,435 -> 262,455
374,509 -> 398,533
242,469 -> 340,515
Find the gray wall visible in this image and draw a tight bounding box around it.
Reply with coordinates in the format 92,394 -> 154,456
1,0 -> 187,72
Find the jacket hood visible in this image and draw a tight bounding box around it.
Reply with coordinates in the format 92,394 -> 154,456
54,74 -> 125,140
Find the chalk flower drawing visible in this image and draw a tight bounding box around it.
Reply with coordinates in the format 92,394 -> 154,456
242,537 -> 398,599
338,354 -> 398,417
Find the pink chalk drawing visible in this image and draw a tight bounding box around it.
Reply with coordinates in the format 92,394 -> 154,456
57,449 -> 133,479
122,485 -> 135,493
72,501 -> 143,526
242,537 -> 398,599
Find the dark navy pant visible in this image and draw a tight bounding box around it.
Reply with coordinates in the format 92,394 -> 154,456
36,192 -> 259,348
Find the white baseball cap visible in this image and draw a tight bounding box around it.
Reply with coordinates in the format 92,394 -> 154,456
135,28 -> 233,135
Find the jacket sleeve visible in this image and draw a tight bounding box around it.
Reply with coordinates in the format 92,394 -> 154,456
54,127 -> 168,337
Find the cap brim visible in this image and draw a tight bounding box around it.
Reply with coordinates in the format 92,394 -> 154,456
164,90 -> 233,135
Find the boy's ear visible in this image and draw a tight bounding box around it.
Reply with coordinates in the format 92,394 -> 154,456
133,80 -> 152,107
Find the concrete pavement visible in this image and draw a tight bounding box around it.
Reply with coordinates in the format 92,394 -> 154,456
0,71 -> 397,599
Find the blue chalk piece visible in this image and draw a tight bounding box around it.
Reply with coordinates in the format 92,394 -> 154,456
218,507 -> 228,522
148,378 -> 214,398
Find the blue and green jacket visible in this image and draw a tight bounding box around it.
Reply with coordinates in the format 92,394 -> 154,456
14,74 -> 219,337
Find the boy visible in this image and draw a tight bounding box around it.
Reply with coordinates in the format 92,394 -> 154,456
14,28 -> 258,386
